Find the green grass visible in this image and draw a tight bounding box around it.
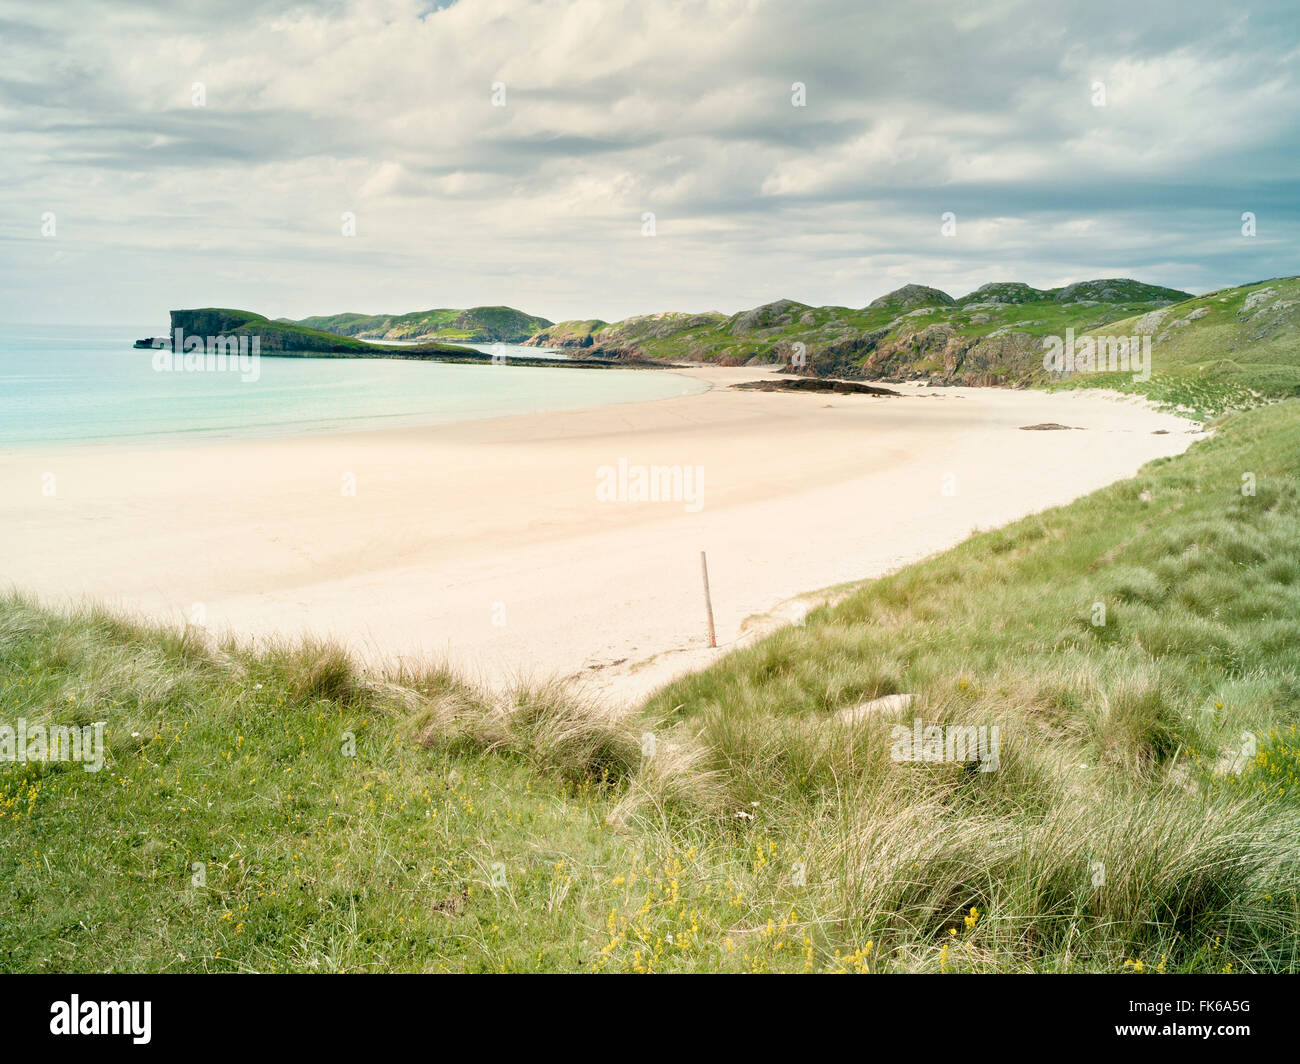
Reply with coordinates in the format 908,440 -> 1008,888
0,623 -> 665,973
5,394 -> 1299,972
640,399 -> 1300,973
1057,277 -> 1300,419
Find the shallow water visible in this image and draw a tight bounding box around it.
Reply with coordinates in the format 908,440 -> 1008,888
0,325 -> 706,448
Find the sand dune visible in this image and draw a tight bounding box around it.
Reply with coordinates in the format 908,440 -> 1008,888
0,367 -> 1200,702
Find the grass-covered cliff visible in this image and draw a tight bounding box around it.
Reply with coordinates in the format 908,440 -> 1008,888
295,306 -> 552,344
520,278 -> 1197,386
170,308 -> 471,356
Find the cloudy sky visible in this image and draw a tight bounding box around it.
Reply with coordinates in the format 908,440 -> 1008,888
2,0 -> 1297,326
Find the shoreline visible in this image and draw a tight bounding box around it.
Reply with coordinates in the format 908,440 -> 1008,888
0,358 -> 711,456
0,367 -> 1202,703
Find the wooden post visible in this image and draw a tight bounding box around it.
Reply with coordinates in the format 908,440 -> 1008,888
700,550 -> 717,648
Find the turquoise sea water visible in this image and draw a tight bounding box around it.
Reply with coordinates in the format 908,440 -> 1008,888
0,326 -> 707,449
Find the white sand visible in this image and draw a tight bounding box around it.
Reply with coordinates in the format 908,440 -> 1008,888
0,367 -> 1201,703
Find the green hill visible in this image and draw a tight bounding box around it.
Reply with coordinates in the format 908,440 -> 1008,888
524,319 -> 608,348
1057,276 -> 1300,417
518,278 -> 1196,383
867,283 -> 957,310
171,308 -> 384,354
297,306 -> 552,343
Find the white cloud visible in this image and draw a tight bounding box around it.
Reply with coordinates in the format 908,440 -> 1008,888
0,0 -> 1296,324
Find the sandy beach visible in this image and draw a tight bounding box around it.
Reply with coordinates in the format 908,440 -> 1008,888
0,367 -> 1200,703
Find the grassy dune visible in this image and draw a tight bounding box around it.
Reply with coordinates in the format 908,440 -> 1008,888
3,393 -> 1298,972
646,399 -> 1300,970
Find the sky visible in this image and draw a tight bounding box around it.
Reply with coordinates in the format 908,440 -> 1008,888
1,0 -> 1297,326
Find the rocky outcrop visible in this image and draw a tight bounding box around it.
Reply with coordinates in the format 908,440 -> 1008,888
959,282 -> 1046,305
523,320 -> 606,347
1240,287 -> 1278,317
1054,279 -> 1187,304
732,377 -> 900,396
1134,307 -> 1174,334
532,312 -> 727,361
866,284 -> 956,310
726,299 -> 810,335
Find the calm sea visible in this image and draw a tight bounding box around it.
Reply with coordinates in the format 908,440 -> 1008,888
0,326 -> 706,449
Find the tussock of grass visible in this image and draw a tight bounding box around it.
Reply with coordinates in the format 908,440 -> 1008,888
800,780 -> 1297,972
407,678 -> 639,786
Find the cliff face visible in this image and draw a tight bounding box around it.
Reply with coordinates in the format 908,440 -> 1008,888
857,327 -> 1045,385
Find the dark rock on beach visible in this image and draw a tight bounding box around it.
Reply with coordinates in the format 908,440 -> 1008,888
732,378 -> 901,396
